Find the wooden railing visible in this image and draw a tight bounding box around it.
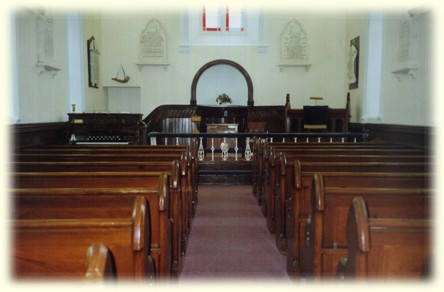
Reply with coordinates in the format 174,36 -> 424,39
148,132 -> 367,162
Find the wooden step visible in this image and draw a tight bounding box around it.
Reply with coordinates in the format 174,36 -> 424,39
198,160 -> 252,185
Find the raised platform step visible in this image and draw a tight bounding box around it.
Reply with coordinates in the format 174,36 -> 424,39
198,160 -> 253,185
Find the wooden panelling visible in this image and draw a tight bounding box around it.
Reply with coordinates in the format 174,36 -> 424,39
349,123 -> 432,151
11,122 -> 68,150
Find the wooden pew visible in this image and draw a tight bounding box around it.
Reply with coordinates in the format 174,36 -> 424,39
260,147 -> 429,213
268,158 -> 430,234
19,143 -> 197,193
32,143 -> 200,205
273,156 -> 430,254
14,148 -> 194,275
303,178 -> 431,278
339,196 -> 431,279
14,150 -> 198,219
22,140 -> 198,189
262,151 -> 430,234
15,153 -> 182,162
84,243 -> 118,282
12,172 -> 173,278
285,171 -> 430,278
13,196 -> 152,281
254,140 -> 426,198
263,148 -> 430,224
13,159 -> 192,266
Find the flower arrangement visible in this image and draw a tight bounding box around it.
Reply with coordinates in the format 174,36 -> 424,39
216,93 -> 232,105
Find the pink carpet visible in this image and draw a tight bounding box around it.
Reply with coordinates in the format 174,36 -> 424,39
179,185 -> 290,282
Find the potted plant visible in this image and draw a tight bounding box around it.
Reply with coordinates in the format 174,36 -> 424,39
216,93 -> 232,105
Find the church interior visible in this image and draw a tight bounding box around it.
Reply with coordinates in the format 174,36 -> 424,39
4,0 -> 440,287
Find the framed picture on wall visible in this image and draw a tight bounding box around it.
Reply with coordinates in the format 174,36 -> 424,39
347,36 -> 359,89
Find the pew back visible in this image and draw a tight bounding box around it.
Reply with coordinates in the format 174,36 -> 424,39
13,196 -> 151,280
12,173 -> 172,278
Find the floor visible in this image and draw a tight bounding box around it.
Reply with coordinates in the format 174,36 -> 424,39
179,184 -> 290,283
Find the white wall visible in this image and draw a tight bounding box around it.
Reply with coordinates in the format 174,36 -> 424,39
380,11 -> 432,126
346,10 -> 433,126
15,9 -> 69,123
12,8 -> 433,127
97,9 -> 349,115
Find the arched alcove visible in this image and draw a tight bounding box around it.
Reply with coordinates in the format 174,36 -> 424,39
190,59 -> 254,107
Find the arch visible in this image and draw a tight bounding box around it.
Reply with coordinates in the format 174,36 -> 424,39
190,59 -> 254,107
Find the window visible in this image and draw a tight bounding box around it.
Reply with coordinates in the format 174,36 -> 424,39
226,6 -> 244,32
202,5 -> 244,32
202,6 -> 221,31
182,8 -> 264,48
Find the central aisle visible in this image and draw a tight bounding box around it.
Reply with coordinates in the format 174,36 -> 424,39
179,185 -> 290,281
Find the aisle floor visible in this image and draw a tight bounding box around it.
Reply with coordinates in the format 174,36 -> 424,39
179,185 -> 290,282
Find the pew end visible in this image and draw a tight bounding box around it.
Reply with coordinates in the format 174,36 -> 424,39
341,197 -> 431,279
84,243 -> 117,282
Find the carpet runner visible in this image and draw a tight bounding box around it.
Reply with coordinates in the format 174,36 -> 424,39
179,185 -> 290,282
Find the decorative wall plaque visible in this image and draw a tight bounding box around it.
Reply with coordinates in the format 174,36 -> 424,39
392,17 -> 418,80
136,19 -> 169,69
36,8 -> 61,75
280,19 -> 311,70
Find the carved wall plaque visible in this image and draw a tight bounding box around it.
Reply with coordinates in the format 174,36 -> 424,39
137,19 -> 168,68
280,19 -> 310,67
36,8 -> 61,75
392,17 -> 418,80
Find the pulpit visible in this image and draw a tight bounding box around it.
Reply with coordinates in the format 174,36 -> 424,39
303,106 -> 328,131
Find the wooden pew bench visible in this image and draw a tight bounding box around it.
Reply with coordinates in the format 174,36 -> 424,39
13,196 -> 152,281
268,158 -> 430,235
12,172 -> 173,278
29,143 -> 200,203
272,154 -> 430,255
339,197 -> 431,279
253,140 -> 394,197
13,159 -> 192,265
14,150 -> 198,218
303,179 -> 431,278
285,171 -> 430,278
265,151 -> 430,214
18,143 -> 197,186
260,148 -> 429,215
254,140 -> 426,198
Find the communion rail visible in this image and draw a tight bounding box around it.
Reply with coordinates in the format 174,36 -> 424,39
148,132 -> 367,162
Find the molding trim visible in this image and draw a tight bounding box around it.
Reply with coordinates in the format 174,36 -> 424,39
190,59 -> 254,107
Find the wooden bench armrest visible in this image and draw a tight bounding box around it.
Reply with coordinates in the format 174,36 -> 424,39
84,243 -> 116,281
